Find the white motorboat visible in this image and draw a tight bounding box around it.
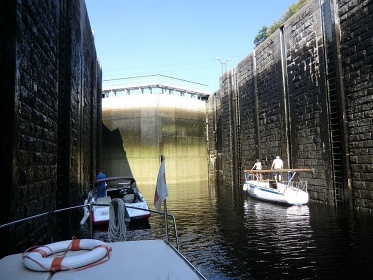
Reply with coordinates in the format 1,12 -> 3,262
81,176 -> 151,226
0,239 -> 205,280
0,157 -> 206,279
243,169 -> 314,205
0,194 -> 206,280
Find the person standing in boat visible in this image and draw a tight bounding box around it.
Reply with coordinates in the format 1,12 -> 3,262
251,158 -> 262,180
271,156 -> 283,182
96,168 -> 107,198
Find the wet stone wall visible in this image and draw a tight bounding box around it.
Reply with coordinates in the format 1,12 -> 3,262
254,29 -> 288,175
0,0 -> 101,257
236,54 -> 257,174
339,0 -> 373,210
284,0 -> 334,203
207,0 -> 373,212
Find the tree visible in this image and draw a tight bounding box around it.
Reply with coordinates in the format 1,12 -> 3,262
254,26 -> 269,47
253,0 -> 309,46
268,20 -> 283,35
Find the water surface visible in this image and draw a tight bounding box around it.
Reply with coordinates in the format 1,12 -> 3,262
81,180 -> 373,279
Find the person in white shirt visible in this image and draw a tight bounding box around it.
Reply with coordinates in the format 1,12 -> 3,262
251,159 -> 262,180
271,156 -> 283,181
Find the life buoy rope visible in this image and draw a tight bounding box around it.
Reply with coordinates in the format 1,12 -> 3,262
22,237 -> 111,272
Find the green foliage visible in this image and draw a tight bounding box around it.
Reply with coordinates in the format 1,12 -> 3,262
253,0 -> 309,46
268,20 -> 283,35
253,26 -> 269,47
284,0 -> 308,19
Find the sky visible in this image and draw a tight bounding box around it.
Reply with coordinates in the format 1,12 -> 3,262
85,0 -> 298,93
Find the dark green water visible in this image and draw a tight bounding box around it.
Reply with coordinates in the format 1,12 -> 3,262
77,180 -> 373,279
97,94 -> 373,279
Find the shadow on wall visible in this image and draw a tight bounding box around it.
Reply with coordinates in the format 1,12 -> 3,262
102,126 -> 133,178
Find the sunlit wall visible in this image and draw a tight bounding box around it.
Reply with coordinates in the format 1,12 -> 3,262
102,94 -> 208,186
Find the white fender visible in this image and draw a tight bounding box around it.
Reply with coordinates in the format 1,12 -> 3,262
80,199 -> 90,225
23,239 -> 110,271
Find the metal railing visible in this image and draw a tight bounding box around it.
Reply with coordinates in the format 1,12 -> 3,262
0,203 -> 180,250
102,74 -> 211,98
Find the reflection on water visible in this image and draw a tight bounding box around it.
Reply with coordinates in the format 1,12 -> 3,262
76,180 -> 373,279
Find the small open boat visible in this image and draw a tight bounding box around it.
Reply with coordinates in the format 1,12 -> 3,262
81,176 -> 151,226
243,168 -> 314,205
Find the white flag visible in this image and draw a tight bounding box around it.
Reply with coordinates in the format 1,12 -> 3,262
154,159 -> 168,211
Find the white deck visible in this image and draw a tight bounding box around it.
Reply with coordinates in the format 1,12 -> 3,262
0,240 -> 203,280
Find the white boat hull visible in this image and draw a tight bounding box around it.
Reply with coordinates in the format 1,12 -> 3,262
82,177 -> 152,225
243,180 -> 309,205
91,198 -> 150,225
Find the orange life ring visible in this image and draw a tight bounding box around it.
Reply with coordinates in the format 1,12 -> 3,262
22,238 -> 110,271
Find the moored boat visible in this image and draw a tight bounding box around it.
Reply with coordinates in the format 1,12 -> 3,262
0,163 -> 207,279
81,176 -> 151,226
243,168 -> 314,205
0,208 -> 206,279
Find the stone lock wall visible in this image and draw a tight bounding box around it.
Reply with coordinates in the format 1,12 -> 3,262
207,0 -> 373,212
0,0 -> 101,257
284,0 -> 335,203
339,0 -> 373,210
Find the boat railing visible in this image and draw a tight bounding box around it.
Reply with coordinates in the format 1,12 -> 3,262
296,181 -> 308,192
281,180 -> 308,192
0,203 -> 181,250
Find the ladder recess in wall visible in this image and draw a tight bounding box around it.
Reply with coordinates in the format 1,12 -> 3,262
321,0 -> 345,206
328,95 -> 344,205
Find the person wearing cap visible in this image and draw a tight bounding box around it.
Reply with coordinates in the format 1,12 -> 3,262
96,168 -> 106,198
271,156 -> 283,181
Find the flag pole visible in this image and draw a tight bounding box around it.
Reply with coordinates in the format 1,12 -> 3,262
154,155 -> 169,241
164,197 -> 169,242
161,155 -> 169,242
